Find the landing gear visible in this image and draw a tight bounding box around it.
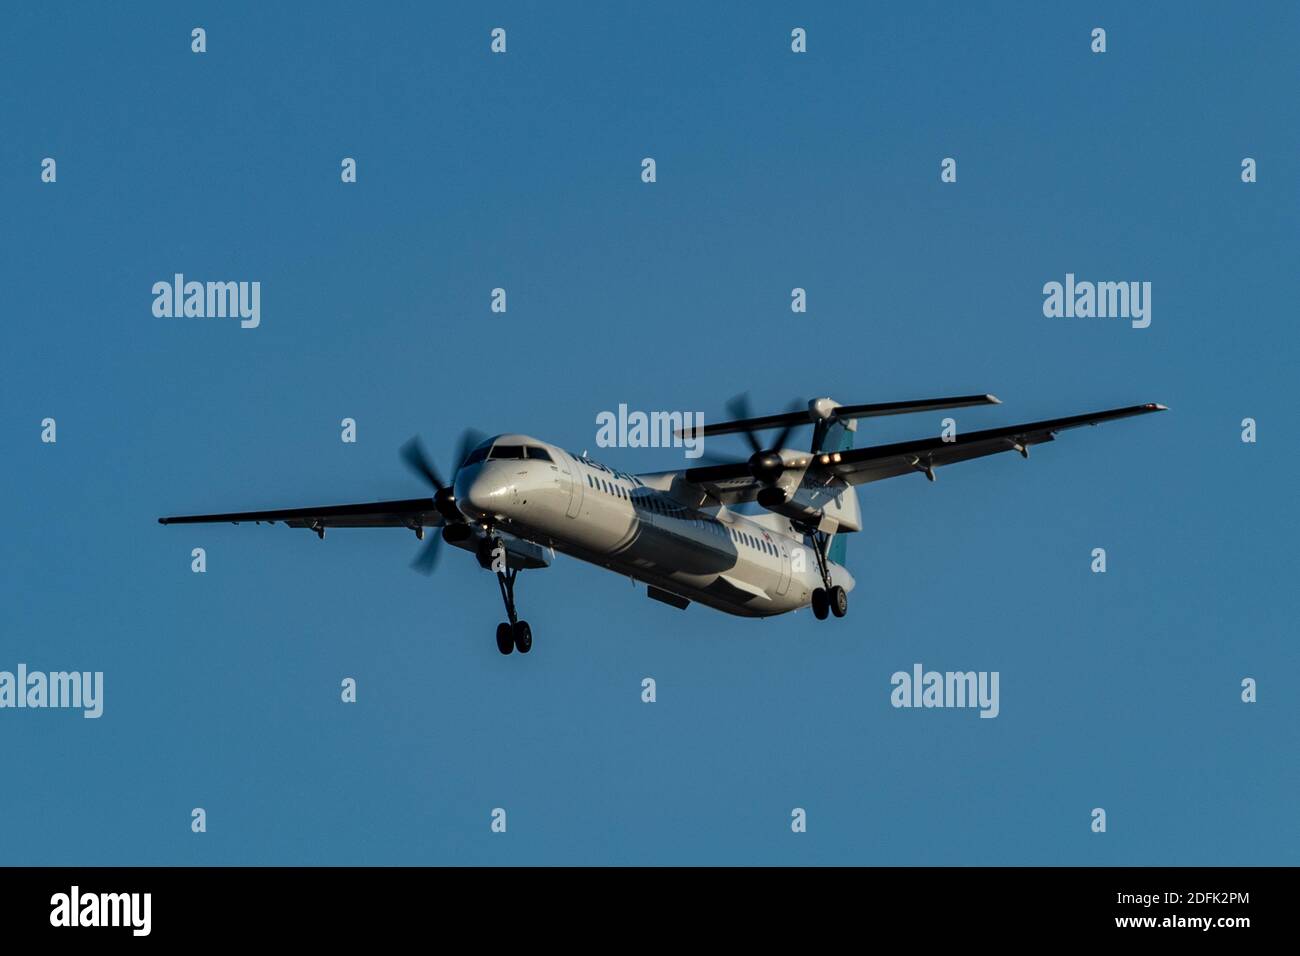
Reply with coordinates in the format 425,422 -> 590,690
806,529 -> 848,621
493,560 -> 533,654
811,588 -> 830,620
829,585 -> 848,618
513,620 -> 532,653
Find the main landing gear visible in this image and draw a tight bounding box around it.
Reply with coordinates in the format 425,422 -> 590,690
493,565 -> 533,655
807,528 -> 848,622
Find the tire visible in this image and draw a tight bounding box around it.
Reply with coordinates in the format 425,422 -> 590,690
495,622 -> 514,655
513,620 -> 533,654
830,585 -> 848,618
811,588 -> 829,621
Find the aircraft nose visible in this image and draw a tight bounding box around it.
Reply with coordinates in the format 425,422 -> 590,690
454,465 -> 500,517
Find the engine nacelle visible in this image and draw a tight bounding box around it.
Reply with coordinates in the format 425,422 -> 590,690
756,479 -> 861,533
756,486 -> 822,523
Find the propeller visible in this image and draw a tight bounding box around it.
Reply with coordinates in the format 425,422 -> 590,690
409,529 -> 443,574
721,393 -> 807,483
399,427 -> 487,573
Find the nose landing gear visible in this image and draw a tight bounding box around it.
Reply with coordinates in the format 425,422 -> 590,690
494,564 -> 533,655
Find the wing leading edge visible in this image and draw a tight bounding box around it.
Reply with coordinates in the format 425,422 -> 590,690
157,497 -> 441,533
826,402 -> 1166,484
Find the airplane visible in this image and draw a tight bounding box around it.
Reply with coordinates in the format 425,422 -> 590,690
159,394 -> 1166,655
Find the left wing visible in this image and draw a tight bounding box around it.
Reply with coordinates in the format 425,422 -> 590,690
679,403 -> 1166,502
824,403 -> 1166,485
158,497 -> 440,535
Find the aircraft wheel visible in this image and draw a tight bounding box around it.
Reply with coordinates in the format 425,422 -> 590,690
513,620 -> 533,654
829,585 -> 848,618
496,622 -> 514,655
811,588 -> 829,620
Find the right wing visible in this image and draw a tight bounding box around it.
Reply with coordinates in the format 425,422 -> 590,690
158,497 -> 440,533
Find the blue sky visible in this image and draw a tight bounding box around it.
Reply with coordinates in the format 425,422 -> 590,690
1,2 -> 1296,865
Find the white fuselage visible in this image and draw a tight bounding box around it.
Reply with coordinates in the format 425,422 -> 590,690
453,435 -> 854,617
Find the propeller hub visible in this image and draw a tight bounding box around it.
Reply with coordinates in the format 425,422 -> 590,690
749,450 -> 785,483
434,486 -> 460,522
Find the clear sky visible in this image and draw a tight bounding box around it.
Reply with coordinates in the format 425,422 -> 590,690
1,2 -> 1296,865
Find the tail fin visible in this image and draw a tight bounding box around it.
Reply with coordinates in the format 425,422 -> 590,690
827,531 -> 848,567
812,420 -> 853,567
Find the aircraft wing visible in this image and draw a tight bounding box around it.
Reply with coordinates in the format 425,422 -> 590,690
157,497 -> 441,532
675,471 -> 765,506
824,403 -> 1166,485
680,403 -> 1165,502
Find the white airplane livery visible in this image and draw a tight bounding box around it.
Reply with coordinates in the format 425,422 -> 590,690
160,394 -> 1165,655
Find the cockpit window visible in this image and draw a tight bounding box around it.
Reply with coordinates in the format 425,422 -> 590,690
488,444 -> 526,460
463,446 -> 489,467
525,446 -> 552,462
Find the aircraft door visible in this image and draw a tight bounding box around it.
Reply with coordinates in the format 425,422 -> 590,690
777,538 -> 792,595
560,452 -> 584,518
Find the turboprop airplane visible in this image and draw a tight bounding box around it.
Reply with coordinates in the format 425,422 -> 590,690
159,394 -> 1165,655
